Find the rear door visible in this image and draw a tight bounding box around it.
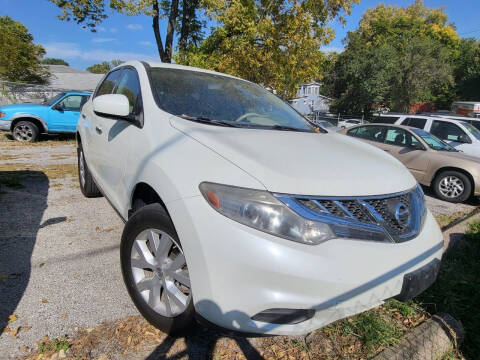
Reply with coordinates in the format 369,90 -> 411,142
381,127 -> 430,182
93,67 -> 143,211
83,69 -> 123,180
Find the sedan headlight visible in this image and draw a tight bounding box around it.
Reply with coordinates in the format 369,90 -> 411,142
199,182 -> 389,245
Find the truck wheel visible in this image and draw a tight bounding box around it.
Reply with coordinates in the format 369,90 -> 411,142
433,170 -> 471,203
12,121 -> 39,142
121,203 -> 195,335
77,145 -> 102,198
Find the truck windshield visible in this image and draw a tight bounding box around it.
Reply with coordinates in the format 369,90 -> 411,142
148,68 -> 314,132
43,92 -> 66,106
412,129 -> 457,151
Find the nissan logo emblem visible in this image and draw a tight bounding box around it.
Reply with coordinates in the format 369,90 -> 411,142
395,202 -> 410,227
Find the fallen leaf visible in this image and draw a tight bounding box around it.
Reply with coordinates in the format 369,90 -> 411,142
73,274 -> 80,279
61,314 -> 67,319
20,325 -> 32,332
97,355 -> 109,360
66,218 -> 72,223
95,226 -> 100,231
8,314 -> 18,323
42,299 -> 48,304
39,263 -> 45,268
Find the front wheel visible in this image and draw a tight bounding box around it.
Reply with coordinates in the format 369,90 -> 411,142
12,121 -> 39,142
433,170 -> 471,203
121,203 -> 195,335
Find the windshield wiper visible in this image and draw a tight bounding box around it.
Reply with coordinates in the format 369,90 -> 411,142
269,125 -> 311,132
178,114 -> 237,127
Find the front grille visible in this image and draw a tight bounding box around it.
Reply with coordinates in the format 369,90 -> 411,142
281,187 -> 423,243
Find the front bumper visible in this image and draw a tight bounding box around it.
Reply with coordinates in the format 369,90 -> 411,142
0,120 -> 11,131
168,196 -> 443,335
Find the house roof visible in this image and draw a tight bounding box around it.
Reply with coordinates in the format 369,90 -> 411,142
46,65 -> 104,91
298,81 -> 322,86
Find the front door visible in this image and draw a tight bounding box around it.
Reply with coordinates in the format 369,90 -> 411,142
382,127 -> 430,182
49,94 -> 89,132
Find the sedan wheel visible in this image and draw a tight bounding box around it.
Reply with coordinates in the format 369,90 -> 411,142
438,176 -> 464,199
131,229 -> 191,317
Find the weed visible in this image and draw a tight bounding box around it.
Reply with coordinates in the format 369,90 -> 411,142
38,335 -> 70,353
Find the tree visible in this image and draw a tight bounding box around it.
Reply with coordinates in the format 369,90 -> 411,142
0,16 -> 49,83
86,59 -> 124,73
454,38 -> 480,100
50,0 -> 204,63
41,58 -> 70,66
323,0 -> 459,113
176,0 -> 360,98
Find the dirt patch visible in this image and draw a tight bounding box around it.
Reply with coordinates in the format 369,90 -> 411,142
0,133 -> 76,148
0,163 -> 77,182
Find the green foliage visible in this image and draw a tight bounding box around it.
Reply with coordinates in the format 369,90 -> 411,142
38,335 -> 70,353
417,220 -> 480,357
323,0 -> 458,114
0,16 -> 49,84
177,0 -> 360,98
335,310 -> 402,355
86,59 -> 124,73
454,38 -> 480,101
41,58 -> 70,66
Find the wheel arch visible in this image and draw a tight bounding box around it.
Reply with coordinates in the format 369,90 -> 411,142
11,116 -> 47,133
129,182 -> 169,219
432,166 -> 475,196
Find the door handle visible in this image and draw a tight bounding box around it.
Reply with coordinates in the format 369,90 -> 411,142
95,126 -> 103,134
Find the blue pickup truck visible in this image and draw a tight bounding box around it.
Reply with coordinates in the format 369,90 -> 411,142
0,91 -> 91,142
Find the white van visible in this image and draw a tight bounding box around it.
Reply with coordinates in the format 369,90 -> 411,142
372,114 -> 480,157
451,101 -> 480,118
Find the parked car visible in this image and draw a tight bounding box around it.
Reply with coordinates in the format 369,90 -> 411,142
372,113 -> 480,157
340,123 -> 480,202
315,119 -> 340,131
338,119 -> 362,129
0,91 -> 91,142
421,113 -> 480,131
77,61 -> 443,336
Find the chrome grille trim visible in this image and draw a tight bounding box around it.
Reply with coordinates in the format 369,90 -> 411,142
275,186 -> 426,243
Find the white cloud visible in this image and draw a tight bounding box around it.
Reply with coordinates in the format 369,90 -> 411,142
321,46 -> 344,54
43,42 -> 157,62
127,24 -> 143,30
139,40 -> 153,46
97,26 -> 106,32
110,28 -> 118,33
92,38 -> 116,43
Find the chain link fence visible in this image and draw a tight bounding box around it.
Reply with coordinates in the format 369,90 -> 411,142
0,81 -> 86,106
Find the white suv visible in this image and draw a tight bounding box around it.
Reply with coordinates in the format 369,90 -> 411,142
372,113 -> 480,157
77,61 -> 443,335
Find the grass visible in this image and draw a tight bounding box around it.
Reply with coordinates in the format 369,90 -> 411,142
417,220 -> 480,358
435,212 -> 470,229
37,335 -> 70,354
0,132 -> 76,147
0,163 -> 77,180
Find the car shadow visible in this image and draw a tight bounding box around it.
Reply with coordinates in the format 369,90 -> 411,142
0,171 -> 49,332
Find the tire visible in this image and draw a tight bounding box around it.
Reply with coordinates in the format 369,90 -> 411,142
433,170 -> 471,203
121,203 -> 195,335
77,145 -> 102,198
12,121 -> 39,142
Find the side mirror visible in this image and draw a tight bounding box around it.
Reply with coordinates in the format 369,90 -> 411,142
458,134 -> 472,144
53,102 -> 65,111
93,94 -> 130,118
409,143 -> 424,150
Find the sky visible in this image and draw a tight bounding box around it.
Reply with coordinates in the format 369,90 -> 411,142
2,0 -> 480,70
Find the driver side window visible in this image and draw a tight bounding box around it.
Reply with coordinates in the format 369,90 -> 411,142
56,95 -> 85,111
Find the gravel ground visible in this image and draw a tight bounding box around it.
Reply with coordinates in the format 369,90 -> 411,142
0,136 -> 477,359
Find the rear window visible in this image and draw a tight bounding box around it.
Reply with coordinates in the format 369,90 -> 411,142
371,116 -> 399,124
402,117 -> 427,129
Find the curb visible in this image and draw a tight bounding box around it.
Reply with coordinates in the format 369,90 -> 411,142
441,207 -> 480,232
373,313 -> 464,360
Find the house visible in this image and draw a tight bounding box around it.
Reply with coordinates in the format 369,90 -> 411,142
46,65 -> 104,91
289,81 -> 332,117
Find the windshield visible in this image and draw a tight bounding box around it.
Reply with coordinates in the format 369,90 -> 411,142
461,121 -> 480,141
412,128 -> 456,151
43,92 -> 66,106
148,68 -> 314,131
318,120 -> 335,129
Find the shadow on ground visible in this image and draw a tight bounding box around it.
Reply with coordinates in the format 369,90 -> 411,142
0,171 -> 50,332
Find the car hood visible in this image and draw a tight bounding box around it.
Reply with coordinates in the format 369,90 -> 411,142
0,103 -> 48,113
171,118 -> 417,196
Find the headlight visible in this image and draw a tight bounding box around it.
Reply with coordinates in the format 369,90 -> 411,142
0,112 -> 6,118
199,182 -> 389,245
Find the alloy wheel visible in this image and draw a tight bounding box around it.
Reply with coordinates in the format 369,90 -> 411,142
439,175 -> 464,199
79,150 -> 86,188
130,229 -> 191,317
13,124 -> 33,141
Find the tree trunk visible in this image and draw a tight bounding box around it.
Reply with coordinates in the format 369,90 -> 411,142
152,0 -> 166,62
164,0 -> 180,63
